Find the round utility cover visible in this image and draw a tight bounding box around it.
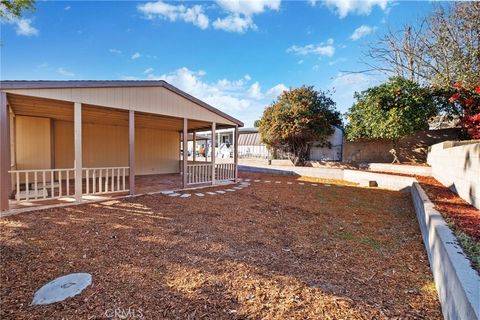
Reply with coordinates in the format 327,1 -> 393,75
32,273 -> 92,305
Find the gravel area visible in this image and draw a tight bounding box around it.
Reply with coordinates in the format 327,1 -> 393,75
0,173 -> 441,319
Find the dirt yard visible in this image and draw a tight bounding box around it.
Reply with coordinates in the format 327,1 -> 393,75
0,173 -> 441,319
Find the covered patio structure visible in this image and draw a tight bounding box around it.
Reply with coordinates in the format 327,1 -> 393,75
0,80 -> 243,212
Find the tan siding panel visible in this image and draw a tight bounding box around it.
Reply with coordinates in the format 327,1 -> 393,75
83,123 -> 128,168
55,121 -> 128,168
55,121 -> 178,174
135,127 -> 179,175
15,116 -> 51,169
54,121 -> 74,168
4,87 -> 235,125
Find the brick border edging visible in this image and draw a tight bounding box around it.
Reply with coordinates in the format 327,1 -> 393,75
411,182 -> 479,320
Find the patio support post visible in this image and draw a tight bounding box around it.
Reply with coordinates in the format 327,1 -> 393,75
74,102 -> 82,202
182,118 -> 188,189
234,125 -> 238,181
129,110 -> 135,195
192,131 -> 196,162
211,122 -> 216,185
0,92 -> 10,211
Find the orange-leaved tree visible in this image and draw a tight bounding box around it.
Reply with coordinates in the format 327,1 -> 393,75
258,86 -> 341,166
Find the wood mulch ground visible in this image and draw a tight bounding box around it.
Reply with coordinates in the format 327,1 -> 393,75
0,173 -> 441,319
366,169 -> 480,241
415,176 -> 480,241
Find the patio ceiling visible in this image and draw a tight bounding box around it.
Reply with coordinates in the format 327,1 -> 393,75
7,93 -> 228,131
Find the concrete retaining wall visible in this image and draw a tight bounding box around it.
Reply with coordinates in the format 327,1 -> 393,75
367,163 -> 432,176
343,170 -> 416,191
238,165 -> 344,180
239,165 -> 414,191
411,182 -> 479,320
427,141 -> 480,209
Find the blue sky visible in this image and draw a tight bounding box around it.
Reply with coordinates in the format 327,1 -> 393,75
1,0 -> 435,126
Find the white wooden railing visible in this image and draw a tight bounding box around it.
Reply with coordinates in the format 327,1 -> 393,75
83,167 -> 129,195
9,168 -> 75,202
186,163 -> 212,184
215,163 -> 236,181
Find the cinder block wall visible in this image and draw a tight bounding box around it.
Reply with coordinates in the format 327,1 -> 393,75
343,128 -> 461,163
427,141 -> 480,209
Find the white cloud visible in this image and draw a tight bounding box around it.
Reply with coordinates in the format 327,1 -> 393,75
213,0 -> 280,33
14,18 -> 38,36
329,72 -> 383,112
137,0 -> 280,33
350,25 -> 376,41
131,52 -> 141,60
247,82 -> 263,99
109,48 -> 122,54
57,68 -> 75,77
298,60 -> 304,64
143,68 -> 154,74
308,0 -> 317,6
137,1 -> 209,30
213,14 -> 256,33
287,38 -> 335,57
323,0 -> 389,18
266,83 -> 288,97
215,0 -> 281,16
64,5 -> 71,11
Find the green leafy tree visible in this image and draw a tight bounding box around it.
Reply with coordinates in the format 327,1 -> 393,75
0,0 -> 35,19
345,77 -> 438,162
258,86 -> 341,166
253,119 -> 261,128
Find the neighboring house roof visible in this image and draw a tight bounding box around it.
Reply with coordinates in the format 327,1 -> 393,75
239,127 -> 259,134
238,130 -> 263,146
0,80 -> 243,127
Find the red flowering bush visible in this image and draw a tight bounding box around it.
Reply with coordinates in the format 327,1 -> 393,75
449,83 -> 480,139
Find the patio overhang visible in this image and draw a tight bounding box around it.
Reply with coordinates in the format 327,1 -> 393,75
0,80 -> 242,212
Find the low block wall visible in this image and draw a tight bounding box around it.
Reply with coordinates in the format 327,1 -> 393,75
343,170 -> 416,192
343,128 -> 461,163
238,165 -> 295,176
411,183 -> 479,320
427,141 -> 480,209
367,163 -> 432,176
238,165 -> 344,180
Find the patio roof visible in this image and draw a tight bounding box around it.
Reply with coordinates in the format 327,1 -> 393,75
0,80 -> 243,128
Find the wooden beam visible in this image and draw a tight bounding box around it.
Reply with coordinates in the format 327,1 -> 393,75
182,118 -> 188,188
211,122 -> 216,185
0,92 -> 10,211
129,110 -> 135,195
74,102 -> 82,202
234,125 -> 239,181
